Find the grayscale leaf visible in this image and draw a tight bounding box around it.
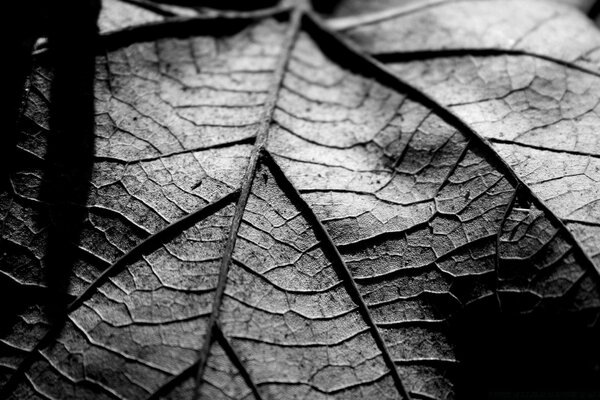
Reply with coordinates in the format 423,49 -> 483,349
2,2 -> 600,400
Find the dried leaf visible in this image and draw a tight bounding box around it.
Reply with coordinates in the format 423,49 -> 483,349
2,2 -> 600,399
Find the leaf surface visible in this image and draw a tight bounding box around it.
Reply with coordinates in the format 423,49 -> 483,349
2,2 -> 600,400
331,0 -> 600,73
322,0 -> 597,18
333,0 -> 600,271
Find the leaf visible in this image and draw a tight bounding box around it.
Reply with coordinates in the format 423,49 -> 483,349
2,2 -> 600,400
330,0 -> 600,70
39,0 -> 286,52
99,0 -> 185,34
322,0 -> 598,19
331,0 -> 600,269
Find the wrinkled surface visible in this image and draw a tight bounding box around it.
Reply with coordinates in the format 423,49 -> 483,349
2,1 -> 600,400
332,0 -> 600,73
334,0 -> 600,273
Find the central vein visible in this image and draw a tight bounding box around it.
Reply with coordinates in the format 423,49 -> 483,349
192,7 -> 304,397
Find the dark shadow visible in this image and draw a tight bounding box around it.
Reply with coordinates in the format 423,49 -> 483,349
0,2 -> 100,390
308,0 -> 340,15
589,0 -> 600,20
0,3 -> 99,374
40,0 -> 100,323
452,300 -> 600,400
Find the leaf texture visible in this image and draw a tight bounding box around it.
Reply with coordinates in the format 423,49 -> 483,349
333,0 -> 600,271
97,0 -> 288,35
331,0 -> 600,72
99,0 -> 174,34
2,2 -> 600,400
321,0 -> 598,18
